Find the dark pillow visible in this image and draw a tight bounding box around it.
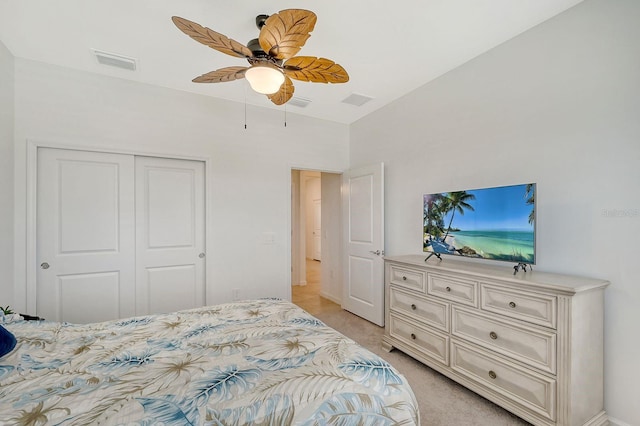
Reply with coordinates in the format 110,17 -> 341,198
0,325 -> 17,358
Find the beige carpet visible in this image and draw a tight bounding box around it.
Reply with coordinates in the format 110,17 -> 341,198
315,307 -> 530,426
293,261 -> 531,425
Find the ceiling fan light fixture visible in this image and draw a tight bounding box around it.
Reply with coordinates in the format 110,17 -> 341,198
172,10 -> 348,106
245,65 -> 285,94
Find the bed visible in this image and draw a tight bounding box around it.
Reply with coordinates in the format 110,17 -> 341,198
0,299 -> 419,425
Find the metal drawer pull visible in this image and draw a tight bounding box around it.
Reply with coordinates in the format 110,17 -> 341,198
402,276 -> 407,281
411,304 -> 417,310
509,301 -> 517,308
489,331 -> 498,340
410,333 -> 416,340
488,370 -> 497,379
445,286 -> 451,292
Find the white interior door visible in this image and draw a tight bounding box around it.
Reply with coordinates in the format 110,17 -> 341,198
342,163 -> 385,326
36,148 -> 136,323
135,156 -> 206,315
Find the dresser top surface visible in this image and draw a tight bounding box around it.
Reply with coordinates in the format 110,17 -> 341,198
385,255 -> 609,294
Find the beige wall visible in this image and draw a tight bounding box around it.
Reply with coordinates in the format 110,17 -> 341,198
0,41 -> 14,309
350,0 -> 640,424
10,58 -> 349,311
304,174 -> 321,258
320,172 -> 343,303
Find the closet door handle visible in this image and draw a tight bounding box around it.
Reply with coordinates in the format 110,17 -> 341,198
40,262 -> 50,270
198,253 -> 206,259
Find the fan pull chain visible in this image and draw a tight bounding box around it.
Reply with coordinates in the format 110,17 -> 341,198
284,81 -> 287,127
244,84 -> 248,129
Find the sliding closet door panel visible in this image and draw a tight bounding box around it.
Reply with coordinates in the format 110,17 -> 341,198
58,272 -> 121,324
146,265 -> 197,313
58,162 -> 119,252
146,167 -> 194,248
135,156 -> 206,315
36,148 -> 136,323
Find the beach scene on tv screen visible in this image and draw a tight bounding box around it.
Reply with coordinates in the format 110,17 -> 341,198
423,183 -> 535,264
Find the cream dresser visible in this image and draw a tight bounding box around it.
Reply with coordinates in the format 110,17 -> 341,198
382,255 -> 609,426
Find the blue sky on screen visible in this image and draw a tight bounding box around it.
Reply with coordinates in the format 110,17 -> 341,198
442,184 -> 533,231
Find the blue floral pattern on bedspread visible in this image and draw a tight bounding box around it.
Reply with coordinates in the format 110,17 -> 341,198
0,299 -> 419,425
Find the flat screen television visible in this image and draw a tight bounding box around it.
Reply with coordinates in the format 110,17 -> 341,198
423,183 -> 536,264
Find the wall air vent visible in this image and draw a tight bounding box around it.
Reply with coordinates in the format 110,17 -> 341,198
341,93 -> 373,106
288,97 -> 312,108
92,49 -> 137,71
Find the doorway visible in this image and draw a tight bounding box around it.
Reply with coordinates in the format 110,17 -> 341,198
291,163 -> 385,325
290,169 -> 342,310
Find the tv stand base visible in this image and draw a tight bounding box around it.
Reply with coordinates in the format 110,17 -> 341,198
424,252 -> 442,262
513,262 -> 531,275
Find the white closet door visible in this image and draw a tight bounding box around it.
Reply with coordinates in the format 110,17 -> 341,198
135,156 -> 206,315
36,148 -> 136,323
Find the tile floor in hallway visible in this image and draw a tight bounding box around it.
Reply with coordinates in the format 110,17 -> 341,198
291,259 -> 342,316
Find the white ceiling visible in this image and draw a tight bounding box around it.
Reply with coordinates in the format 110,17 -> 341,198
0,0 -> 584,124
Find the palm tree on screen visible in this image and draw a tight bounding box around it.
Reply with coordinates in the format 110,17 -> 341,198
424,193 -> 446,241
525,184 -> 535,224
441,191 -> 476,243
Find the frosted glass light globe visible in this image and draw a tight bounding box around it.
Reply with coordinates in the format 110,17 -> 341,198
245,65 -> 285,94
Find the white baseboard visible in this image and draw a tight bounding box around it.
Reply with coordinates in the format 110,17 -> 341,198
319,290 -> 341,305
607,416 -> 631,426
583,411 -> 608,426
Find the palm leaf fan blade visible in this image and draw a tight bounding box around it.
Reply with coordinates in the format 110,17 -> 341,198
267,76 -> 295,105
193,66 -> 248,83
284,57 -> 349,84
172,16 -> 253,59
259,9 -> 317,60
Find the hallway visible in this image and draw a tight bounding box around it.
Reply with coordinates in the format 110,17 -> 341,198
291,259 -> 342,316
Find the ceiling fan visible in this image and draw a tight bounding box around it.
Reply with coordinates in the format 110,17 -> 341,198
171,9 -> 349,105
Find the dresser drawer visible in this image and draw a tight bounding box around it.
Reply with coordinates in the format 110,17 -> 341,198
481,284 -> 557,329
390,287 -> 449,331
389,265 -> 426,293
389,314 -> 449,365
428,273 -> 478,307
451,307 -> 556,374
451,340 -> 556,421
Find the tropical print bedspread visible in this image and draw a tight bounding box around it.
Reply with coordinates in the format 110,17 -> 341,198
0,299 -> 419,425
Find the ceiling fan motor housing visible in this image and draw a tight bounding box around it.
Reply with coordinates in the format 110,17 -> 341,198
248,14 -> 272,60
247,38 -> 264,56
246,39 -> 282,67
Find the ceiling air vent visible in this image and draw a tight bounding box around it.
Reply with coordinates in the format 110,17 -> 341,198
92,49 -> 137,71
341,93 -> 373,107
288,97 -> 312,108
